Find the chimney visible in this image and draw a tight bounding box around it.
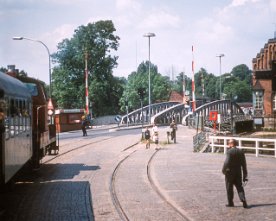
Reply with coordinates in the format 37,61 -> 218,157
6,65 -> 18,77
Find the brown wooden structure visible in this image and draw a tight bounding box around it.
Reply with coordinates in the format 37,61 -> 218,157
55,109 -> 84,132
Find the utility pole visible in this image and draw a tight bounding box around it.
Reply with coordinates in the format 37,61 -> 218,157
84,51 -> 89,116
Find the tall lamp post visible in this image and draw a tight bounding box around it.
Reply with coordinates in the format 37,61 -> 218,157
216,54 -> 225,100
143,32 -> 155,124
13,36 -> 54,122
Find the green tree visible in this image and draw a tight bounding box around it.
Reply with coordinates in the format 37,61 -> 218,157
220,64 -> 252,102
231,64 -> 252,85
205,73 -> 218,100
172,72 -> 192,96
120,61 -> 171,112
224,80 -> 252,102
52,20 -> 122,116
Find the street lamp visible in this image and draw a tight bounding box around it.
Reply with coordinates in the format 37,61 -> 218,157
216,54 -> 225,100
143,32 -> 155,124
13,36 -> 54,124
12,36 -> 52,99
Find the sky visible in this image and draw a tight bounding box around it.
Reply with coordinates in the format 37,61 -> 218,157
1,0 -> 276,84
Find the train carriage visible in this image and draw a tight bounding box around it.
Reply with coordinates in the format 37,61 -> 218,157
0,71 -> 59,186
0,72 -> 32,185
16,75 -> 59,167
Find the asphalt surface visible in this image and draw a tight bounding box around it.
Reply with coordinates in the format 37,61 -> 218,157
0,125 -> 276,220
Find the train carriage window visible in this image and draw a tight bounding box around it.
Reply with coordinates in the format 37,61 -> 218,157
26,101 -> 31,132
22,100 -> 25,131
15,99 -> 19,135
19,99 -> 23,132
10,99 -> 15,137
0,97 -> 6,136
4,97 -> 9,139
25,83 -> 38,96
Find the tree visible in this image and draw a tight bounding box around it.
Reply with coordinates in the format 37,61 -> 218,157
222,64 -> 252,102
205,73 -> 218,100
172,72 -> 192,96
224,80 -> 252,102
119,61 -> 171,112
231,64 -> 252,85
52,20 -> 122,116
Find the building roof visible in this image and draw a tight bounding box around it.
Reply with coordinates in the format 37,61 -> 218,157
252,80 -> 264,90
169,91 -> 183,103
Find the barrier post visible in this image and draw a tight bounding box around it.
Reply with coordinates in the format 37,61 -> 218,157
211,137 -> 214,153
256,140 -> 259,157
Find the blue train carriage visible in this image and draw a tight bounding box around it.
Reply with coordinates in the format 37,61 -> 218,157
16,75 -> 59,169
0,71 -> 32,185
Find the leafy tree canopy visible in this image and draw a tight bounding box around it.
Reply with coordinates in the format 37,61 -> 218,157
119,61 -> 171,112
51,20 -> 122,116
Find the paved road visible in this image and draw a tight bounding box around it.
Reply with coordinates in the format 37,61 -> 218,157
1,125 -> 276,220
152,126 -> 276,221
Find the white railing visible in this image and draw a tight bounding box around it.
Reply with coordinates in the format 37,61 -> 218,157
209,136 -> 276,158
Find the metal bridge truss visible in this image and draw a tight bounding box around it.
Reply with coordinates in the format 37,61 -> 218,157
120,102 -> 180,126
120,99 -> 248,130
151,103 -> 189,125
190,99 -> 247,131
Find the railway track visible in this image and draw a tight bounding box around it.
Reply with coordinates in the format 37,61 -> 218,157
13,129 -> 192,220
43,136 -> 114,164
110,147 -> 192,221
147,151 -> 192,221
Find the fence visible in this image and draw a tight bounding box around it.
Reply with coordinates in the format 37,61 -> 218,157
193,132 -> 206,152
209,136 -> 276,158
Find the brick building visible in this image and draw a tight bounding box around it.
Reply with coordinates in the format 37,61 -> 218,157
252,35 -> 276,128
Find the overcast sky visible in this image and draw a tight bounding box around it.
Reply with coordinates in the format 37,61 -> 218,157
1,0 -> 276,84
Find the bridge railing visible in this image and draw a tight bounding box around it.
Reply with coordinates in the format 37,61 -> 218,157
120,101 -> 180,126
209,136 -> 276,158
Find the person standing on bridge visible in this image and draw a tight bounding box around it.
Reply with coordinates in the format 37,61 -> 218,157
152,123 -> 159,150
222,138 -> 248,208
170,120 -> 177,143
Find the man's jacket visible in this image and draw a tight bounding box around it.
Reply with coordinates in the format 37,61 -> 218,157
222,147 -> 248,179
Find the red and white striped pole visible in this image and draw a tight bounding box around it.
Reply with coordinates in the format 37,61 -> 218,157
85,52 -> 89,115
192,45 -> 196,112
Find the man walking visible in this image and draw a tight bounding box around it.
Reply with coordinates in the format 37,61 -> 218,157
81,115 -> 87,136
222,139 -> 248,208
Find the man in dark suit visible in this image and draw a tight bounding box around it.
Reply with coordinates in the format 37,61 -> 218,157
222,139 -> 248,208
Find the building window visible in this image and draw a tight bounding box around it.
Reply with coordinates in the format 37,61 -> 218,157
254,91 -> 263,109
273,91 -> 276,111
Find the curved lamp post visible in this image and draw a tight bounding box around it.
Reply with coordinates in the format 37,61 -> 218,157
143,32 -> 155,124
12,36 -> 52,99
13,36 -> 54,123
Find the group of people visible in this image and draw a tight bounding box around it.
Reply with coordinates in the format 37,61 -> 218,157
144,123 -> 159,149
144,120 -> 177,149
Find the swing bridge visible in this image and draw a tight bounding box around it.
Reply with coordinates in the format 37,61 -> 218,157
120,100 -> 249,131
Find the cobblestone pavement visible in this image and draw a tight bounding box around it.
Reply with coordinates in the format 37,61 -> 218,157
152,126 -> 276,221
1,125 -> 276,221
